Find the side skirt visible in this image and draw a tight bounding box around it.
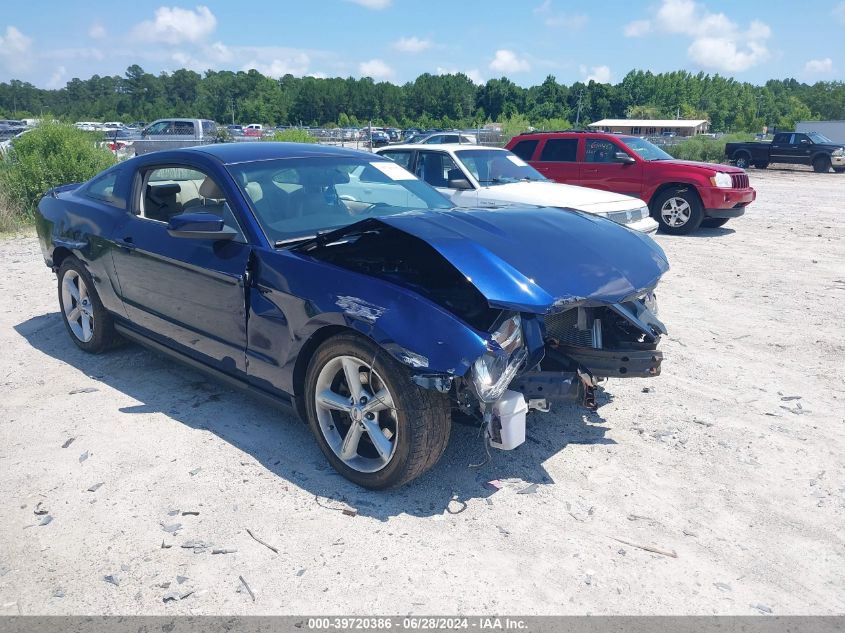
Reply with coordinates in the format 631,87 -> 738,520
114,323 -> 298,417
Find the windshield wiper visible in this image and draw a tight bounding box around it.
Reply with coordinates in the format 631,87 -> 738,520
274,230 -> 332,249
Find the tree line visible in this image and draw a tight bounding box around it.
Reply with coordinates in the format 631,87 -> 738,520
1,65 -> 842,132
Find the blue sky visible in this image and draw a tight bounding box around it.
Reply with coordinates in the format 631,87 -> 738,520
0,0 -> 842,88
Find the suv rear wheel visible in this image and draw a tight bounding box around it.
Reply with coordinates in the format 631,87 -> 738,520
651,187 -> 704,235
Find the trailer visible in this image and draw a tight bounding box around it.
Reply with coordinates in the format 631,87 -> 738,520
796,121 -> 845,145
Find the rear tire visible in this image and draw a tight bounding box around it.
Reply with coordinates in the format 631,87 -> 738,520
57,257 -> 121,354
701,217 -> 730,228
652,187 -> 704,235
813,156 -> 831,173
304,333 -> 451,489
733,153 -> 751,169
753,162 -> 768,169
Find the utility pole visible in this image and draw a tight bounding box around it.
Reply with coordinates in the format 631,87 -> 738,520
230,99 -> 235,125
574,90 -> 585,127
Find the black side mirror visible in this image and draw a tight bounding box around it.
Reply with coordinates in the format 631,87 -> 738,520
448,178 -> 473,190
615,151 -> 636,164
167,212 -> 237,240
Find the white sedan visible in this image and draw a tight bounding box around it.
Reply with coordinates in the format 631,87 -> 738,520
376,144 -> 658,233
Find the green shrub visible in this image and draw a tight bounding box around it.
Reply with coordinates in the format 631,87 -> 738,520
667,133 -> 755,163
270,128 -> 317,144
0,122 -> 116,221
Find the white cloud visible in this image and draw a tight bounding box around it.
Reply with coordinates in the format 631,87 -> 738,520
533,0 -> 587,29
132,5 -> 217,45
392,36 -> 432,54
834,1 -> 845,23
804,57 -> 834,74
580,64 -> 612,84
436,66 -> 484,84
628,0 -> 771,72
346,0 -> 392,8
243,53 -> 311,78
88,23 -> 106,40
0,26 -> 33,72
359,58 -> 394,79
624,19 -> 651,37
47,66 -> 67,89
489,49 -> 530,74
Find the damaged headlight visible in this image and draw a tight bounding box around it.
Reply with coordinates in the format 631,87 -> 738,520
471,314 -> 528,403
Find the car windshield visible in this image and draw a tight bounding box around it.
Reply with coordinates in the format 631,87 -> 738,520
619,136 -> 673,161
808,132 -> 834,144
455,149 -> 546,185
227,156 -> 453,245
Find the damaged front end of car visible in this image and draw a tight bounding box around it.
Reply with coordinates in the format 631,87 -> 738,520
294,205 -> 669,452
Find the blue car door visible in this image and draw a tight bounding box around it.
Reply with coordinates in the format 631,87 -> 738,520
110,163 -> 251,373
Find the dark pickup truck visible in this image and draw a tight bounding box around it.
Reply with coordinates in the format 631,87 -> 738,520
726,132 -> 845,173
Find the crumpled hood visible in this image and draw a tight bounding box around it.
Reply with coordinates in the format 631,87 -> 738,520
377,206 -> 669,313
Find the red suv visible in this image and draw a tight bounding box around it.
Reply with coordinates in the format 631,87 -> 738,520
505,131 -> 756,234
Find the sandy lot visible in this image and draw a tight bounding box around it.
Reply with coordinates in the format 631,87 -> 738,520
0,167 -> 843,616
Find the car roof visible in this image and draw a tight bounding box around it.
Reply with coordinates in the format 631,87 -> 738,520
379,143 -> 497,152
180,141 -> 384,164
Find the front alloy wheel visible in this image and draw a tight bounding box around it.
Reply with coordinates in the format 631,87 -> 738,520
652,187 -> 704,235
304,334 -> 451,489
314,355 -> 398,473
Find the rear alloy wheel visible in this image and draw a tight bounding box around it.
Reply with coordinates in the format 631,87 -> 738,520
734,153 -> 751,169
701,217 -> 730,228
57,257 -> 120,353
813,156 -> 831,173
305,334 -> 450,489
653,188 -> 704,235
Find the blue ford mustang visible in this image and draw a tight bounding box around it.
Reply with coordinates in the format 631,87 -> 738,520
35,143 -> 668,489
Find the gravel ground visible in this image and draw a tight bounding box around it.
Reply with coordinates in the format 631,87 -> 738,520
0,167 -> 843,616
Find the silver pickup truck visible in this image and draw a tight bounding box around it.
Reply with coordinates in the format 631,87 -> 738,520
132,118 -> 218,156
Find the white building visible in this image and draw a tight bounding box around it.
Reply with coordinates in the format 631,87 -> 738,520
588,119 -> 709,137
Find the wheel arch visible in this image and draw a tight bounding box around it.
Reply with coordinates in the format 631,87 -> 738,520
292,324 -> 354,421
51,246 -> 75,270
648,181 -> 703,210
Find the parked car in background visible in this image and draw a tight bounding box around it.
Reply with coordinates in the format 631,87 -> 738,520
725,131 -> 845,173
507,131 -> 756,234
226,124 -> 245,137
244,124 -> 263,137
133,118 -> 218,155
377,144 -> 658,233
412,132 -> 477,145
34,142 -> 668,489
366,129 -> 390,147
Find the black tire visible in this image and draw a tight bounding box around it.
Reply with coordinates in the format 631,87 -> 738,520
651,187 -> 704,235
753,162 -> 768,169
57,256 -> 121,353
304,333 -> 451,489
733,153 -> 751,169
701,217 -> 730,228
813,156 -> 831,173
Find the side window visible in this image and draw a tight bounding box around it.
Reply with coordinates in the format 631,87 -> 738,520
415,152 -> 460,188
510,140 -> 539,161
83,170 -> 123,208
173,121 -> 195,136
201,120 -> 215,136
585,139 -> 618,163
773,133 -> 790,144
139,166 -> 245,241
539,138 -> 578,162
794,134 -> 809,144
145,121 -> 170,135
380,151 -> 413,170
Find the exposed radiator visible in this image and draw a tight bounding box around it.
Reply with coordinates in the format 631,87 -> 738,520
543,308 -> 601,349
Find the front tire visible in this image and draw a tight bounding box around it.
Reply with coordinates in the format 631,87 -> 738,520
813,156 -> 831,173
652,187 -> 704,235
57,257 -> 120,353
304,333 -> 451,489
